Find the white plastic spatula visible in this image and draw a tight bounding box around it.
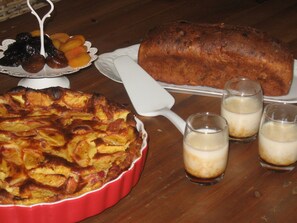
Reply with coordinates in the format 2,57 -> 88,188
114,55 -> 186,134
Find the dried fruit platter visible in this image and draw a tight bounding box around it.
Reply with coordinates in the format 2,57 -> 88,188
0,38 -> 98,78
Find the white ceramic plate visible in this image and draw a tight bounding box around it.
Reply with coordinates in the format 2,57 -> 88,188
0,39 -> 98,78
95,44 -> 297,103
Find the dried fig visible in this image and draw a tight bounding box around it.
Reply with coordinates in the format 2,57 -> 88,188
22,54 -> 45,73
46,50 -> 68,69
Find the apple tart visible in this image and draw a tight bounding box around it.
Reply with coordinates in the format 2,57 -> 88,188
0,87 -> 142,205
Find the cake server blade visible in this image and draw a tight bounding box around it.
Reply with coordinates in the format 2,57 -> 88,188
114,55 -> 186,134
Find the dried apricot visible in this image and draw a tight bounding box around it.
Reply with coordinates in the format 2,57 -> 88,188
52,39 -> 62,50
50,33 -> 70,43
71,35 -> 86,43
68,52 -> 91,68
60,38 -> 84,53
64,45 -> 88,61
31,30 -> 41,37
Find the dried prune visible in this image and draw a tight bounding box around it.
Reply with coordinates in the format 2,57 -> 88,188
0,56 -> 20,66
15,32 -> 32,43
0,42 -> 27,66
0,32 -> 72,72
45,37 -> 59,57
25,43 -> 39,57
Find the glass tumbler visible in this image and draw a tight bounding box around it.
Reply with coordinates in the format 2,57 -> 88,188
183,112 -> 229,186
258,103 -> 297,171
221,77 -> 263,142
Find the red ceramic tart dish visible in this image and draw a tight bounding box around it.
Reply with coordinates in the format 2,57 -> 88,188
0,87 -> 148,222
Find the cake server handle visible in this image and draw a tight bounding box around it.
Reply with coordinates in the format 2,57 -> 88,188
147,107 -> 186,134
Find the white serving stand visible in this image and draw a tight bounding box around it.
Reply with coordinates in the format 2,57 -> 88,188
19,0 -> 71,89
18,76 -> 70,89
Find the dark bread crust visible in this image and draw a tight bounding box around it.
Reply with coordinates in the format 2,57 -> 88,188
138,21 -> 294,96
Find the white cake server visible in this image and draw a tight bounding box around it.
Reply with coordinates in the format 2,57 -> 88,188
114,55 -> 186,134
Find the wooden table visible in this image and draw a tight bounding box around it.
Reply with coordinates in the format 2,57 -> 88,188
1,0 -> 297,222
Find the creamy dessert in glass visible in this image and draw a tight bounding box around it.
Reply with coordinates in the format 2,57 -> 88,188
183,112 -> 229,185
258,103 -> 297,171
221,77 -> 263,142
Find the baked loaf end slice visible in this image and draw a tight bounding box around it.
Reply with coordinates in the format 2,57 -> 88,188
138,21 -> 294,96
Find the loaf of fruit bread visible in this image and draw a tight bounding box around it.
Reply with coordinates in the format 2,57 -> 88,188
138,21 -> 294,96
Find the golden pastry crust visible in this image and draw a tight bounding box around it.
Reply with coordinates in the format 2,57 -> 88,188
138,21 -> 294,96
0,87 -> 142,205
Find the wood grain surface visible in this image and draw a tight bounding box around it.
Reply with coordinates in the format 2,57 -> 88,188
0,0 -> 297,222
